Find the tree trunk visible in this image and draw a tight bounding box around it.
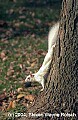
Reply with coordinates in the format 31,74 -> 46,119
19,0 -> 78,120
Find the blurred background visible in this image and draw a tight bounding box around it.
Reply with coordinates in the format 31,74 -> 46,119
0,0 -> 62,38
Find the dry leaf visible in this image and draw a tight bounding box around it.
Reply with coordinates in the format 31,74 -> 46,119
19,16 -> 26,19
7,101 -> 12,110
17,88 -> 23,93
0,51 -> 6,59
8,0 -> 16,2
31,34 -> 35,38
24,95 -> 35,102
19,64 -> 23,69
0,93 -> 7,101
27,60 -> 30,65
3,56 -> 8,61
9,9 -> 14,15
12,100 -> 16,108
37,50 -> 43,55
14,22 -> 20,27
17,94 -> 25,99
22,102 -> 27,107
35,19 -> 41,24
7,100 -> 16,110
31,62 -> 36,67
7,69 -> 14,76
25,23 -> 33,28
2,102 -> 7,111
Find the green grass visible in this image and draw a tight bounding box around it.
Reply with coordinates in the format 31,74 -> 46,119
0,36 -> 49,119
0,0 -> 61,38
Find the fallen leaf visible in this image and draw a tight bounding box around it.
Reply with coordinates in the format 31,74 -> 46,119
2,56 -> 8,61
0,51 -> 6,59
7,69 -> 14,76
13,0 -> 17,3
19,64 -> 23,69
27,60 -> 30,65
22,102 -> 27,107
24,95 -> 35,102
3,88 -> 6,92
19,16 -> 26,19
31,62 -> 36,67
37,50 -> 43,55
2,102 -> 7,110
7,100 -> 16,110
35,19 -> 41,24
25,23 -> 33,28
17,88 -> 23,93
0,93 -> 7,101
31,34 -> 35,38
12,100 -> 16,108
9,9 -> 14,15
17,94 -> 25,99
7,101 -> 12,110
14,22 -> 20,27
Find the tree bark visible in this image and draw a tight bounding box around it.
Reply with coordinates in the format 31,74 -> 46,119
19,0 -> 78,120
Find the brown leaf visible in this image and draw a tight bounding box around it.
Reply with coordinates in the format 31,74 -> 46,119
12,100 -> 16,108
7,101 -> 12,110
24,95 -> 35,102
27,60 -> 30,65
31,34 -> 35,38
31,62 -> 36,67
35,19 -> 41,24
7,100 -> 16,110
19,16 -> 26,19
17,94 -> 25,99
13,0 -> 17,3
9,9 -> 14,15
2,102 -> 7,111
17,88 -> 23,93
2,56 -> 8,61
7,69 -> 14,76
19,64 -> 23,69
0,93 -> 7,101
37,50 -> 44,55
22,102 -> 27,107
14,22 -> 20,27
0,51 -> 6,59
25,23 -> 33,28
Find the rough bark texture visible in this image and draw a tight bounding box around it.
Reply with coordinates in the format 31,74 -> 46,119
19,0 -> 78,120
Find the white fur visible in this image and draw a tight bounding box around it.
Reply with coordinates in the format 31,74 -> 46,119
25,22 -> 59,91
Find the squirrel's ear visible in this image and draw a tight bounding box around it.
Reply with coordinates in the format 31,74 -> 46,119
30,74 -> 34,77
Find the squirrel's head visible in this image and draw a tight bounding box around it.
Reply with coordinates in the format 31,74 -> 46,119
25,74 -> 35,82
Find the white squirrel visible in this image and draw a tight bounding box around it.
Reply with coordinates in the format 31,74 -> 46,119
25,22 -> 59,91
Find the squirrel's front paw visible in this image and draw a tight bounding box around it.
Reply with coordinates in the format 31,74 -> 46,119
40,88 -> 44,92
25,74 -> 32,82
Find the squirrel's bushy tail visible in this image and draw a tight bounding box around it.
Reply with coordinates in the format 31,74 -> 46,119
25,22 -> 60,90
48,22 -> 59,51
